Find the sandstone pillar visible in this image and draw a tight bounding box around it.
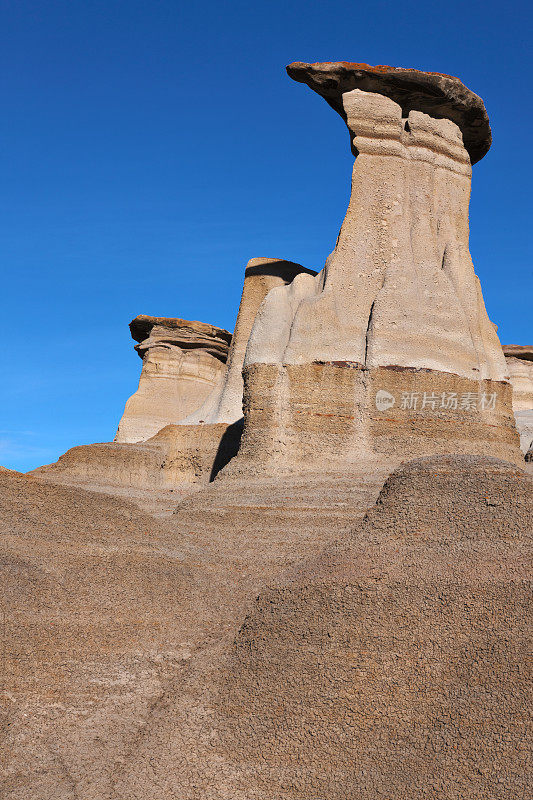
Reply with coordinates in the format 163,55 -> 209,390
503,345 -> 533,412
182,257 -> 317,425
115,316 -> 231,443
503,344 -> 533,455
233,63 -> 521,474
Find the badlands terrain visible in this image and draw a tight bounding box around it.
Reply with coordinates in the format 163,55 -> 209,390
1,62 -> 531,799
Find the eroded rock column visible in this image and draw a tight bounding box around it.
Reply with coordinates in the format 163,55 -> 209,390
503,344 -> 533,456
115,316 -> 231,443
233,63 -> 521,474
182,257 -> 316,425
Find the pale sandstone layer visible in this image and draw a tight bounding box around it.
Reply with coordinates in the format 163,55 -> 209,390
515,409 -> 533,458
247,66 -> 505,377
506,358 -> 533,412
114,316 -> 231,443
506,359 -> 533,454
31,258 -> 317,497
182,257 -> 316,425
232,63 -> 520,474
502,346 -> 533,455
503,348 -> 533,412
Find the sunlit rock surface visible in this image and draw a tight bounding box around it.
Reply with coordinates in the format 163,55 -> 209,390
115,316 -> 231,443
232,62 -> 520,477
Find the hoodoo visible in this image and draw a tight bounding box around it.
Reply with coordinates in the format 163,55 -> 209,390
115,316 -> 231,443
182,257 -> 317,425
503,344 -> 533,455
233,62 -> 521,475
2,61 -> 531,800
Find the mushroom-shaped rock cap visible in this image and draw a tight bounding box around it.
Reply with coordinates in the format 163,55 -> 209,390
129,315 -> 232,361
287,61 -> 491,164
502,344 -> 533,363
129,315 -> 232,345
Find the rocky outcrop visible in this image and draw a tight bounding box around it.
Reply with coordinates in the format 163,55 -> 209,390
229,63 -> 520,476
503,345 -> 533,412
502,344 -> 533,362
33,256 -> 313,495
182,258 -> 316,425
35,260 -> 318,498
249,63 -> 504,376
211,456 -> 532,798
4,60 -> 532,800
31,421 -> 242,499
114,316 -> 231,443
502,345 -> 533,455
2,443 -> 390,799
514,410 -> 533,457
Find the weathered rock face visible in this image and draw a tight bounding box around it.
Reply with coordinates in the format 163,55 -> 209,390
513,408 -> 533,457
30,260 -> 317,497
231,63 -> 520,475
114,316 -> 231,443
31,421 -> 242,498
503,345 -> 533,412
502,346 -> 533,456
182,257 -> 316,425
248,64 -> 503,376
2,443 -> 390,799
213,456 -> 532,799
4,62 -> 531,800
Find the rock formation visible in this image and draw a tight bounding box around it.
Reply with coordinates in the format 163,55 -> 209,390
231,63 -> 520,475
30,420 -> 243,501
503,344 -> 533,456
210,455 -> 532,799
9,455 -> 528,798
182,257 -> 317,425
3,61 -> 532,800
31,259 -> 317,498
1,440 -> 390,798
115,316 -> 231,443
503,344 -> 533,411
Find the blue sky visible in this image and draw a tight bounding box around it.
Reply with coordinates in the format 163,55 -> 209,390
1,0 -> 531,471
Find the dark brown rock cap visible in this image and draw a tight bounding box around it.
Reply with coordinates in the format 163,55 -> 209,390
502,344 -> 533,362
129,315 -> 232,361
287,61 -> 491,164
129,315 -> 232,345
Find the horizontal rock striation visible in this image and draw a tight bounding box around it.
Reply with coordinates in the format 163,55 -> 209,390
229,62 -> 520,475
115,316 -> 231,443
502,344 -> 533,362
182,258 -> 316,426
29,421 -> 243,502
213,456 -> 532,798
286,61 -> 492,163
227,363 -> 520,476
502,345 -> 533,456
503,345 -> 533,412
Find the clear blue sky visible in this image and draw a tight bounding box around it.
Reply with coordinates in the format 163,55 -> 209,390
1,0 -> 531,471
